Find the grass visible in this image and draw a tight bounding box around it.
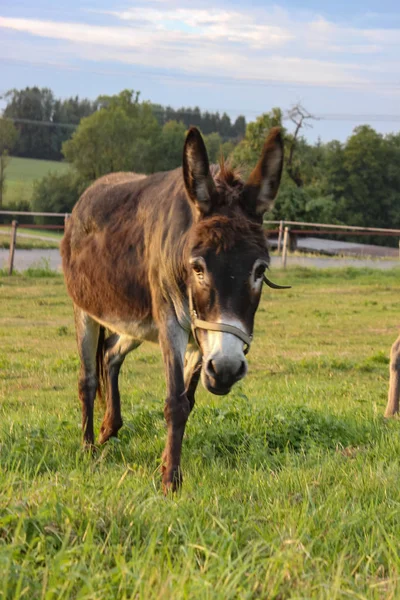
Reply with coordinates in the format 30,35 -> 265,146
3,156 -> 71,205
0,231 -> 60,250
0,226 -> 63,250
1,267 -> 400,598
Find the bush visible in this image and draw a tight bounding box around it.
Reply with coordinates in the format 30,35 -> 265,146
31,170 -> 90,224
0,199 -> 32,225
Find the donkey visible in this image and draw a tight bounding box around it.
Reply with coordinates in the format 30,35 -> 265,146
385,337 -> 400,417
61,126 -> 284,491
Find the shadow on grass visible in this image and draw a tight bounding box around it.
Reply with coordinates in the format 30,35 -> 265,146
184,402 -> 388,468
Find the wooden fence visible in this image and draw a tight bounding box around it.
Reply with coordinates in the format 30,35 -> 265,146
2,212 -> 400,273
0,211 -> 69,274
265,220 -> 400,267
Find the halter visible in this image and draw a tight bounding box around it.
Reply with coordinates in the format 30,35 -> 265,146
188,273 -> 291,355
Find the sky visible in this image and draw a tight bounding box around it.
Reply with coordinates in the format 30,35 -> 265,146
0,0 -> 399,142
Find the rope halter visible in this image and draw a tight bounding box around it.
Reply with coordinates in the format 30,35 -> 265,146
188,273 -> 291,355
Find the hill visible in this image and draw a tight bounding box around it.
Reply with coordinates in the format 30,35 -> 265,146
3,157 -> 71,206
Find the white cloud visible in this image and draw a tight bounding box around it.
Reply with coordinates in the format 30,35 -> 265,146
0,5 -> 399,92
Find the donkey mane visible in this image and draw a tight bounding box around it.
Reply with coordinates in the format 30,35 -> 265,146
209,158 -> 244,207
190,215 -> 268,255
188,158 -> 267,256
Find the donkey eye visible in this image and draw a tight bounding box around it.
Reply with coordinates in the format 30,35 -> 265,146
254,264 -> 266,280
193,263 -> 204,278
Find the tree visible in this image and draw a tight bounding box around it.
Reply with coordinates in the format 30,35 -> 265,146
3,87 -> 97,160
151,103 -> 245,139
31,170 -> 89,220
230,108 -> 285,175
63,90 -> 161,179
204,132 -> 223,164
233,115 -> 246,139
325,125 -> 400,230
4,87 -> 56,159
152,121 -> 186,172
270,184 -> 336,224
285,103 -> 318,187
0,119 -> 18,208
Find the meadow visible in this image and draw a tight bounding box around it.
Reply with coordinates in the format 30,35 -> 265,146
3,157 -> 70,205
0,230 -> 61,250
0,267 -> 400,599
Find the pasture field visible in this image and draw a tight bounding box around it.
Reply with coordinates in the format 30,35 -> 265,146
1,267 -> 400,599
0,230 -> 60,250
3,157 -> 71,206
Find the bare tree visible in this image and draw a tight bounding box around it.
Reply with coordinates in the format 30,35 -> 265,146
285,103 -> 318,187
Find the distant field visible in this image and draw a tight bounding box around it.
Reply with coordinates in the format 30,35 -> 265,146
3,157 -> 71,206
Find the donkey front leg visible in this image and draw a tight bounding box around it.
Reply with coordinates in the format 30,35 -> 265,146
158,319 -> 192,493
385,335 -> 400,417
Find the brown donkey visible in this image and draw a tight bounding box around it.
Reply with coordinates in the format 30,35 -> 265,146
61,126 -> 284,491
385,336 -> 400,417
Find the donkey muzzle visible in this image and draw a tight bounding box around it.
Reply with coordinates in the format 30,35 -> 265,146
203,354 -> 248,395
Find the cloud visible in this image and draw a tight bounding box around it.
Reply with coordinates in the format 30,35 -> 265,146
0,5 -> 399,92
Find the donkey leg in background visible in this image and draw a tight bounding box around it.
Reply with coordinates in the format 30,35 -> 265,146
98,334 -> 141,444
158,317 -> 191,493
74,306 -> 100,446
184,346 -> 202,412
385,335 -> 400,417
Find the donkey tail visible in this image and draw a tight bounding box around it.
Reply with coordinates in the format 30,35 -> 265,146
96,326 -> 107,406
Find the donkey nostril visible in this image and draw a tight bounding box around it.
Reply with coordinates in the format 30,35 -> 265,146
208,359 -> 217,377
236,361 -> 246,379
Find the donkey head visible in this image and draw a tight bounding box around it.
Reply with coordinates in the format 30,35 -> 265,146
183,126 -> 284,395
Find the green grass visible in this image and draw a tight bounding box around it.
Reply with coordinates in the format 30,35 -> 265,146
3,156 -> 71,205
22,229 -> 63,239
1,267 -> 400,599
0,231 -> 60,250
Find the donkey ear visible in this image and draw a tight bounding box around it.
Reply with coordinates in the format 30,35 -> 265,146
183,127 -> 216,216
241,127 -> 284,219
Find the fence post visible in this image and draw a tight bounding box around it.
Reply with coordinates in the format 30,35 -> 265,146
282,226 -> 289,269
277,220 -> 284,255
8,220 -> 18,276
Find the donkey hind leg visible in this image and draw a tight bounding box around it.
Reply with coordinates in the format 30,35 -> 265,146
385,335 -> 400,417
98,334 -> 141,444
74,306 -> 100,446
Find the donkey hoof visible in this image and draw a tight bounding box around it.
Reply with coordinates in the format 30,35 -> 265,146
98,428 -> 117,445
162,466 -> 183,494
82,440 -> 98,455
98,419 -> 123,445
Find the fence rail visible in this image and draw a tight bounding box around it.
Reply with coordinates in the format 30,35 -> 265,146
1,211 -> 400,234
264,219 -> 400,235
265,220 -> 400,267
2,212 -> 400,273
0,210 -> 69,218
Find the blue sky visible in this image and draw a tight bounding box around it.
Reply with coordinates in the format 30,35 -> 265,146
0,0 -> 399,141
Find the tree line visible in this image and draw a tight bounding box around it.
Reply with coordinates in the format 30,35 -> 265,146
0,88 -> 399,244
151,104 -> 246,138
229,107 -> 400,244
1,87 -> 246,161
